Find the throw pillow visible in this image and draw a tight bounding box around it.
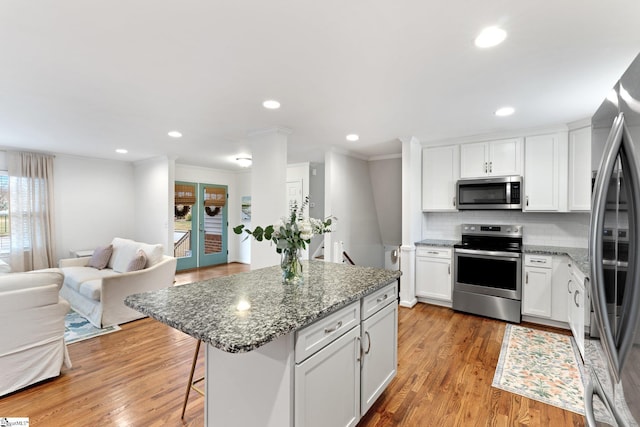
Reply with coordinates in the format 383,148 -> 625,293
126,249 -> 147,272
88,244 -> 113,270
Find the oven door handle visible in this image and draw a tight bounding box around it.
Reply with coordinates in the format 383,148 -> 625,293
454,248 -> 521,258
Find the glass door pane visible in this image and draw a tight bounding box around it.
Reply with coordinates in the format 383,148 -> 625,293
175,181 -> 197,271
199,184 -> 228,267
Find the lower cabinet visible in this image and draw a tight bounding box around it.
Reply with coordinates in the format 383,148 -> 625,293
361,301 -> 398,415
294,282 -> 398,427
568,262 -> 586,359
295,325 -> 362,427
522,255 -> 553,318
415,247 -> 452,304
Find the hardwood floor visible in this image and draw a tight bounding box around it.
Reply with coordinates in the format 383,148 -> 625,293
0,263 -> 585,426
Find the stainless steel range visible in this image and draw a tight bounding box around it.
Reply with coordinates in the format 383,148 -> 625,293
452,224 -> 523,323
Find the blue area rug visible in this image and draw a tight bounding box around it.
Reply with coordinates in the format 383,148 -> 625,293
64,309 -> 120,344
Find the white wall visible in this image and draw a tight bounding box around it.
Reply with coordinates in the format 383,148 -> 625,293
134,156 -> 172,253
236,171 -> 251,264
174,163 -> 242,262
422,211 -> 590,247
369,157 -> 401,246
325,150 -> 384,268
54,154 -> 135,261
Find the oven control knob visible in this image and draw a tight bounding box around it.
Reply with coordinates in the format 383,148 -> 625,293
470,226 -> 475,231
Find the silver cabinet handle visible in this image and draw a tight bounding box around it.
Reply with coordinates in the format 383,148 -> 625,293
452,196 -> 456,207
526,196 -> 529,207
324,320 -> 342,334
525,272 -> 528,284
567,279 -> 572,294
484,162 -> 488,173
448,264 -> 450,275
530,258 -> 547,264
489,161 -> 493,173
364,331 -> 371,355
574,290 -> 580,307
356,336 -> 362,362
376,294 -> 389,303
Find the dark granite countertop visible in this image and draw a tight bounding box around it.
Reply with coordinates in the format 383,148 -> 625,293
523,245 -> 589,277
124,261 -> 401,354
415,239 -> 459,248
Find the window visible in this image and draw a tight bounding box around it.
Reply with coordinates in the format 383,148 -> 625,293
0,172 -> 8,260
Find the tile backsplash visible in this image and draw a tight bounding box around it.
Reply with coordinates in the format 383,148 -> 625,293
423,211 -> 590,247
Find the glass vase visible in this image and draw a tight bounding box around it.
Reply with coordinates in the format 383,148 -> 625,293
281,247 -> 303,285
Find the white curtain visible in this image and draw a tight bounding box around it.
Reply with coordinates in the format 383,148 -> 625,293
7,151 -> 56,272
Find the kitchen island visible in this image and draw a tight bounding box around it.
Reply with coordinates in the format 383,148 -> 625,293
125,260 -> 401,427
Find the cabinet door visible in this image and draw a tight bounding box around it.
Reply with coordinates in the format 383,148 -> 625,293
568,269 -> 586,359
523,267 -> 552,318
524,134 -> 559,211
460,142 -> 488,178
415,256 -> 452,301
295,325 -> 361,427
568,127 -> 592,211
488,138 -> 522,176
361,302 -> 398,416
422,145 -> 460,211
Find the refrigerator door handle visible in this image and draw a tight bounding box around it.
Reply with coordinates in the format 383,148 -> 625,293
590,112 -> 626,381
584,376 -> 597,427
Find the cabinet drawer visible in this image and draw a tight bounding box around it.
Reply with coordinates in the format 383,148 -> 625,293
525,254 -> 552,268
295,301 -> 360,363
361,282 -> 397,320
416,247 -> 451,258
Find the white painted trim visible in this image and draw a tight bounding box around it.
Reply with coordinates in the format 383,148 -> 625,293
247,126 -> 293,137
368,153 -> 402,161
420,123 -> 571,147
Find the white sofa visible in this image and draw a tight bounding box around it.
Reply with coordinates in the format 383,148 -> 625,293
59,238 -> 177,328
0,270 -> 71,397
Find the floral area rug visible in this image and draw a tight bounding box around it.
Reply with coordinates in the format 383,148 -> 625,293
64,309 -> 121,344
492,324 -> 586,414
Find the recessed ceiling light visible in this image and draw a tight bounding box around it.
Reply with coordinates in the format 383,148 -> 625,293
115,149 -> 128,154
346,134 -> 359,142
168,131 -> 182,138
475,26 -> 507,48
494,106 -> 515,117
236,157 -> 252,168
262,100 -> 281,110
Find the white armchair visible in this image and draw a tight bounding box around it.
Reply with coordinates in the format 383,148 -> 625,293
0,270 -> 71,397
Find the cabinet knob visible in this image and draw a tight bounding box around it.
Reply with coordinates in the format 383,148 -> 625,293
489,161 -> 493,173
484,162 -> 488,173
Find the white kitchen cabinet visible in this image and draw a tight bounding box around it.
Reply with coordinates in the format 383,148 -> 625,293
568,262 -> 587,359
295,325 -> 361,427
568,126 -> 592,211
524,133 -> 568,211
360,301 -> 397,415
415,247 -> 452,304
460,138 -> 523,178
422,145 -> 459,211
523,255 -> 553,318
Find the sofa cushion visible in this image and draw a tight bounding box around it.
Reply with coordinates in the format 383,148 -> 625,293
87,244 -> 113,269
60,266 -> 118,292
126,250 -> 147,272
0,271 -> 64,293
109,237 -> 164,271
78,279 -> 102,301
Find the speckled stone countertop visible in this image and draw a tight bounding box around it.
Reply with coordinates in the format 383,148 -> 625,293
523,245 -> 589,276
415,239 -> 459,248
124,261 -> 401,354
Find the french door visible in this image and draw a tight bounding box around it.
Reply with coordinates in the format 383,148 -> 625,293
174,181 -> 228,271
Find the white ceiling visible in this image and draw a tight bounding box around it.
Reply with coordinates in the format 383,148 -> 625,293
1,1 -> 640,171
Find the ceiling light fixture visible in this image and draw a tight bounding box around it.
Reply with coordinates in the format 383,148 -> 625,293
236,157 -> 252,168
346,134 -> 359,142
262,100 -> 281,110
168,131 -> 182,138
115,149 -> 128,154
474,26 -> 507,48
494,106 -> 515,117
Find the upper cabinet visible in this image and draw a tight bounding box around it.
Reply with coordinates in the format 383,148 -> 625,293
568,126 -> 592,211
460,138 -> 523,179
523,133 -> 567,211
422,145 -> 459,211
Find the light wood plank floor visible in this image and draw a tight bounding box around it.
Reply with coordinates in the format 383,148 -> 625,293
0,263 -> 585,426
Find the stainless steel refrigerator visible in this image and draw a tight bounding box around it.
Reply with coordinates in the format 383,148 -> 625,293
586,52 -> 640,426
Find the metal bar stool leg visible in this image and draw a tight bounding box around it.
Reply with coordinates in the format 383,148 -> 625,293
181,339 -> 203,420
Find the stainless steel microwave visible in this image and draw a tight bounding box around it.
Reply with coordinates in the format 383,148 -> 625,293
456,176 -> 523,210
